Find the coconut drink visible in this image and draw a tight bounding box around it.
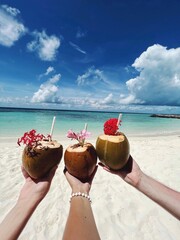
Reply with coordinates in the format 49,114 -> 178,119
17,118 -> 63,179
96,114 -> 130,170
64,124 -> 97,181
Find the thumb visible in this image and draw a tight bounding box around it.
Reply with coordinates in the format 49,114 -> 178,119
21,166 -> 30,179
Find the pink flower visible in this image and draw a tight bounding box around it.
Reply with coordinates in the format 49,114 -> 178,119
80,129 -> 91,139
66,129 -> 78,140
66,128 -> 91,146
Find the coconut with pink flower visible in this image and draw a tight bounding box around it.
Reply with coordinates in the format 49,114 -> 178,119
64,124 -> 97,181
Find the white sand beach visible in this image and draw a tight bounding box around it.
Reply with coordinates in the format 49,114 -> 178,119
0,134 -> 180,240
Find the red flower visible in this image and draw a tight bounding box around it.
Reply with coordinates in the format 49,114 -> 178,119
103,118 -> 121,135
17,129 -> 49,148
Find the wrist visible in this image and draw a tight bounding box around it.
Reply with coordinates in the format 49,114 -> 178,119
18,194 -> 42,208
70,192 -> 92,203
72,188 -> 90,195
14,197 -> 39,221
135,171 -> 146,190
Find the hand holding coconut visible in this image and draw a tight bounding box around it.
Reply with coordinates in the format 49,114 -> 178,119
99,155 -> 142,187
96,114 -> 130,170
64,165 -> 98,194
64,124 -> 97,182
18,117 -> 63,179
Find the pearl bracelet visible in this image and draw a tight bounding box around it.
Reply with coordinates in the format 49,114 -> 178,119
70,192 -> 92,203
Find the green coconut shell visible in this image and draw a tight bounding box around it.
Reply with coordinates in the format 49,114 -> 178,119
22,140 -> 63,179
96,133 -> 130,170
64,142 -> 97,181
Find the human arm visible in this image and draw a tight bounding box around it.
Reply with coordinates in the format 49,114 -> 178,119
99,156 -> 180,220
0,166 -> 57,240
63,166 -> 101,240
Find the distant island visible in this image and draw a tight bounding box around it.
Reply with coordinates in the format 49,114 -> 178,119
150,114 -> 180,119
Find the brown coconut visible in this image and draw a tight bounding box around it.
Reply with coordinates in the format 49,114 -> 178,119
64,143 -> 97,181
96,132 -> 130,170
22,140 -> 63,179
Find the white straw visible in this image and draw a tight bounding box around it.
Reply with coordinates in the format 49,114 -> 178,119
117,113 -> 122,126
50,116 -> 56,138
84,123 -> 88,131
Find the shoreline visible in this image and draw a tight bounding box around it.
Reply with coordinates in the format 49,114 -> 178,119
1,133 -> 180,150
1,131 -> 180,141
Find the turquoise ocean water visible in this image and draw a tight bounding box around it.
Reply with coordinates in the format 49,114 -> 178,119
0,107 -> 180,141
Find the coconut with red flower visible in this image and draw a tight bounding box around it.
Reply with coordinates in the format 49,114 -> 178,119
96,115 -> 130,170
18,129 -> 63,179
64,125 -> 97,181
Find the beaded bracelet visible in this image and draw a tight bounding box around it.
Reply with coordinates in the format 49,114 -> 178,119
70,192 -> 92,203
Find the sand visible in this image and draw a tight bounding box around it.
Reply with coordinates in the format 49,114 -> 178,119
0,135 -> 180,240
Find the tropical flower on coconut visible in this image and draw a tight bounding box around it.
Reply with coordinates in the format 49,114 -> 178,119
67,128 -> 91,146
17,129 -> 50,148
103,118 -> 122,135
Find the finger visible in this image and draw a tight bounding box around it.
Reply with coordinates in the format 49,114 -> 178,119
103,166 -> 111,172
98,162 -> 105,167
63,167 -> 67,175
64,169 -> 73,182
98,162 -> 110,171
21,165 -> 30,179
98,163 -> 119,175
98,162 -> 111,172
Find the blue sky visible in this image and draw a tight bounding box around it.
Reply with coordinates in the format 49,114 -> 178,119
0,0 -> 180,113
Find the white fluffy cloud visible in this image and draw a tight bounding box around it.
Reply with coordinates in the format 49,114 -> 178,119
101,93 -> 116,105
38,66 -> 55,80
27,30 -> 60,61
0,5 -> 27,47
45,66 -> 54,75
31,74 -> 61,103
77,66 -> 107,86
121,44 -> 180,106
2,5 -> 20,16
